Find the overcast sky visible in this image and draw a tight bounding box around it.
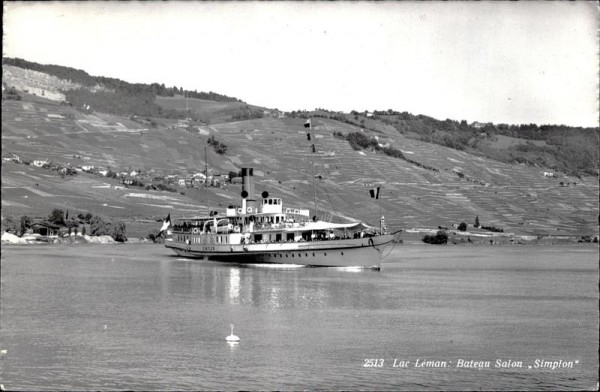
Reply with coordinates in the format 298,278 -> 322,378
3,1 -> 599,127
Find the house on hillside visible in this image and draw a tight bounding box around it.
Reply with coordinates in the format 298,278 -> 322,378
211,177 -> 222,187
178,178 -> 194,187
191,173 -> 206,187
176,119 -> 190,128
2,153 -> 21,163
471,121 -> 491,129
30,222 -> 60,238
32,159 -> 49,167
214,174 -> 229,182
152,176 -> 166,185
192,177 -> 205,187
81,165 -> 94,172
165,174 -> 179,184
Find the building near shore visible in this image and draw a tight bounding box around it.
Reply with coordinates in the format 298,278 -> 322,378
30,222 -> 60,238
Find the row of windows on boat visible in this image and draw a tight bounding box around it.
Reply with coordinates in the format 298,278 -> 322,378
172,215 -> 306,232
229,198 -> 282,207
272,251 -> 344,258
174,231 -> 369,245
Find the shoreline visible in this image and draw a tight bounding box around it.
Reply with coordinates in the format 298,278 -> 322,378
1,232 -> 160,246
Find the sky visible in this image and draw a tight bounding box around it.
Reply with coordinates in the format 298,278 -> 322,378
3,1 -> 599,127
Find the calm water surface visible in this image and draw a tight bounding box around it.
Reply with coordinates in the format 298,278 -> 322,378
1,244 -> 598,390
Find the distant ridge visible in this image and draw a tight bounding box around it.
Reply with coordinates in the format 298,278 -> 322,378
3,57 -> 598,177
2,57 -> 246,122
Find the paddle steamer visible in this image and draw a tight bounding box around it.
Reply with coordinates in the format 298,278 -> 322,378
165,168 -> 398,268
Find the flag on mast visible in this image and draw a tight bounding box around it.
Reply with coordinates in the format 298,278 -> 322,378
369,186 -> 380,199
159,213 -> 171,234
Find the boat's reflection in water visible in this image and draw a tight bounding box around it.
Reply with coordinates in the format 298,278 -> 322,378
168,257 -> 381,310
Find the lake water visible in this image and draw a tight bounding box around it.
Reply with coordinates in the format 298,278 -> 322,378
1,244 -> 598,390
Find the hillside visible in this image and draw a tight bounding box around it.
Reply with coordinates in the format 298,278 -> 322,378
2,57 -> 244,122
155,95 -> 265,125
2,61 -> 598,240
2,93 -> 598,240
299,110 -> 599,178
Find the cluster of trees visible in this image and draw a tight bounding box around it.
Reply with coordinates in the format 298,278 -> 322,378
18,208 -> 128,242
64,89 -> 187,120
472,215 -> 503,232
178,89 -> 242,103
480,225 -> 504,233
231,106 -> 264,121
145,183 -> 178,193
228,170 -> 242,180
2,86 -> 22,101
376,112 -> 598,177
207,135 -> 228,155
334,131 -> 438,171
334,131 -> 380,151
422,230 -> 448,245
148,84 -> 242,102
506,139 -> 597,177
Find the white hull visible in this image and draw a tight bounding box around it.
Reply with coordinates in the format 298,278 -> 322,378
166,234 -> 395,269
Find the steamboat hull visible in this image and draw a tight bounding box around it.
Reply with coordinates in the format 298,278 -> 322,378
165,234 -> 395,269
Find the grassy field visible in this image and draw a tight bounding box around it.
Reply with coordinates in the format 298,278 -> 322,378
156,95 -> 264,124
2,92 -> 598,241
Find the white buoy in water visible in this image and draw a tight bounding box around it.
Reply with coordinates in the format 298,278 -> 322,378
225,324 -> 240,342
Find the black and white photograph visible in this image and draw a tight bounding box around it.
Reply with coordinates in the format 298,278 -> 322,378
1,1 -> 598,390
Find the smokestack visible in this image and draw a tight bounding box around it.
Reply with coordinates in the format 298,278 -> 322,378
241,167 -> 257,211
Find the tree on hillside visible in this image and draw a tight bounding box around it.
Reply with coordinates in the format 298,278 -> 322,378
48,208 -> 65,226
20,215 -> 32,236
422,230 -> 448,245
112,222 -> 127,242
90,215 -> 111,236
1,218 -> 18,234
77,212 -> 93,224
65,217 -> 79,230
474,215 -> 480,228
207,135 -> 228,155
228,170 -> 241,180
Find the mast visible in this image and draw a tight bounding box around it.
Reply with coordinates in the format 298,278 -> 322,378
379,186 -> 382,233
311,149 -> 317,220
306,118 -> 317,220
205,144 -> 210,216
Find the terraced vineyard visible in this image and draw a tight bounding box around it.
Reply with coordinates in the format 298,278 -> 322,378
2,92 -> 598,239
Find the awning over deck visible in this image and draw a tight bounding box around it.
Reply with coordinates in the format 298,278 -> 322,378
285,221 -> 374,232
